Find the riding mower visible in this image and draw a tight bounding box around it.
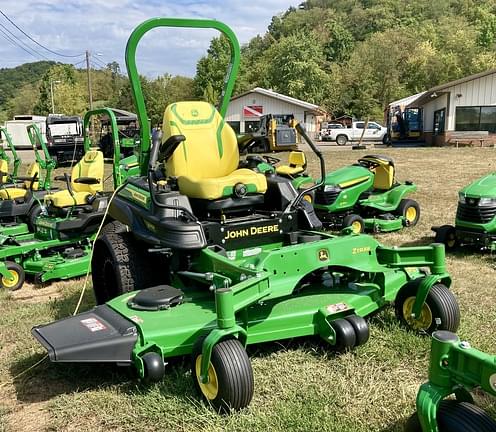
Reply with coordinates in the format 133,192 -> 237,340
244,150 -> 420,234
432,172 -> 496,251
405,331 -> 496,431
0,108 -> 134,291
0,124 -> 56,236
32,17 -> 460,413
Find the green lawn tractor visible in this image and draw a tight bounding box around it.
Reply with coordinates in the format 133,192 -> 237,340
406,331 -> 496,431
0,108 -> 135,291
0,124 -> 56,237
244,150 -> 420,234
32,17 -> 460,413
432,172 -> 496,252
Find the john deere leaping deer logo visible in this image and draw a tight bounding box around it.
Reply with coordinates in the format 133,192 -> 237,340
191,108 -> 199,117
318,249 -> 329,261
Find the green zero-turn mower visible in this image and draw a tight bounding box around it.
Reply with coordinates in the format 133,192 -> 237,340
0,124 -> 56,237
0,108 -> 136,291
432,171 -> 496,252
405,331 -> 496,431
32,17 -> 460,413
242,150 -> 420,234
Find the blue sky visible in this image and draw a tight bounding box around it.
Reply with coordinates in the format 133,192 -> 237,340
0,0 -> 299,76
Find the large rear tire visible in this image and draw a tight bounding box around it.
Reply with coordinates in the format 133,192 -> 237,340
434,225 -> 458,251
406,401 -> 496,432
395,283 -> 460,334
27,203 -> 42,231
342,214 -> 365,234
91,232 -> 156,304
192,337 -> 254,413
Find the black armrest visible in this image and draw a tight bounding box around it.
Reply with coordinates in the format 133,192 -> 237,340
54,175 -> 70,181
74,177 -> 100,185
159,134 -> 186,161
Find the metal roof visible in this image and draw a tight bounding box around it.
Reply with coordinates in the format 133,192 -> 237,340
231,87 -> 324,113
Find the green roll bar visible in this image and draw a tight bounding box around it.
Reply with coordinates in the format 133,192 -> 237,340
26,124 -> 56,190
124,17 -> 241,176
83,107 -> 131,188
0,126 -> 21,179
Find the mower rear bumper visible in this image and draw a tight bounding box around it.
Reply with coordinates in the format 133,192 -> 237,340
32,304 -> 137,363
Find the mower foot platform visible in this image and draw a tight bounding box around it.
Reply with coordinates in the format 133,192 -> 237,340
32,304 -> 137,363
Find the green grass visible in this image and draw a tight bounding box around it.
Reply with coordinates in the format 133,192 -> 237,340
1,147 -> 496,431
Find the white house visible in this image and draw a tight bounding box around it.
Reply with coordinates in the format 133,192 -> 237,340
225,87 -> 325,137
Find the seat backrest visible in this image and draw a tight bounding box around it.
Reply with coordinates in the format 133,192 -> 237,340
71,150 -> 104,194
373,163 -> 394,190
25,163 -> 40,190
288,151 -> 306,168
162,102 -> 239,179
0,159 -> 8,184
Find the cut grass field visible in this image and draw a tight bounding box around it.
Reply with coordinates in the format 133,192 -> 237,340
1,146 -> 496,431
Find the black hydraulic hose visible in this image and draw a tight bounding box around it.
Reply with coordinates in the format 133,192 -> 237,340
287,123 -> 327,210
147,133 -> 198,222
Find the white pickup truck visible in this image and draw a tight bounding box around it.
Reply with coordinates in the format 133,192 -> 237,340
327,121 -> 388,146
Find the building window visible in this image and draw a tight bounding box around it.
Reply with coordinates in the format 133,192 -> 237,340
456,106 -> 496,132
227,121 -> 240,134
434,109 -> 445,135
244,120 -> 260,133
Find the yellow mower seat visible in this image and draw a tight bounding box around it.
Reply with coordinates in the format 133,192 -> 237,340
0,163 -> 40,200
162,101 -> 267,200
276,151 -> 306,176
45,150 -> 104,207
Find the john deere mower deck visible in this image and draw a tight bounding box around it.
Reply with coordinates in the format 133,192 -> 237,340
433,172 -> 496,251
247,151 -> 420,234
32,17 -> 460,413
0,124 -> 56,237
406,331 -> 496,432
0,108 -> 136,291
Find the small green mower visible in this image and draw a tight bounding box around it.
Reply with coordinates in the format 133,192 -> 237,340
0,108 -> 135,290
244,150 -> 420,234
0,124 -> 56,236
32,18 -> 461,413
406,331 -> 496,431
433,171 -> 496,251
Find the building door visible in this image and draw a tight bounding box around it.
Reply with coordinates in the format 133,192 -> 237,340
433,109 -> 445,135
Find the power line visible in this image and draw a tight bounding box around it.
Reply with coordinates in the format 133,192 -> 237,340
73,59 -> 86,67
0,25 -> 43,60
0,9 -> 84,58
0,21 -> 49,60
91,57 -> 108,69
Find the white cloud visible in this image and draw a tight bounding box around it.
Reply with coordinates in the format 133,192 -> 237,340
0,0 -> 299,76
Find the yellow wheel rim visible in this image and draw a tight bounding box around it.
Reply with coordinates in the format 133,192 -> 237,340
351,220 -> 362,234
195,355 -> 219,400
402,297 -> 433,330
405,207 -> 417,223
303,194 -> 312,203
2,269 -> 19,289
446,234 -> 456,248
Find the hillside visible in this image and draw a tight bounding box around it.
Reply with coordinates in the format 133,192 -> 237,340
0,61 -> 55,108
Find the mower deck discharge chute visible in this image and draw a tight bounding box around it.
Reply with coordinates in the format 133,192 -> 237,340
0,124 -> 56,237
33,17 -> 460,413
0,108 -> 136,290
249,151 -> 420,234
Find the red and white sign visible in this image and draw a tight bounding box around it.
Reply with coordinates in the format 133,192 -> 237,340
80,317 -> 107,332
243,105 -> 263,117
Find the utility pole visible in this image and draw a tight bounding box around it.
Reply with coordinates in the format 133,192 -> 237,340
85,50 -> 93,110
50,79 -> 61,114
